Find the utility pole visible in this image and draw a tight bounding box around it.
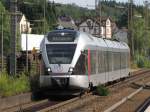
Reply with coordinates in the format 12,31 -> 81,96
10,0 -> 17,75
44,0 -> 46,34
95,0 -> 101,38
128,0 -> 134,58
99,0 -> 101,38
26,19 -> 28,72
144,1 -> 150,55
1,13 -> 3,72
144,1 -> 148,28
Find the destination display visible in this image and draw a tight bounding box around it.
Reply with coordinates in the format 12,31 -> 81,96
47,32 -> 77,42
50,36 -> 74,42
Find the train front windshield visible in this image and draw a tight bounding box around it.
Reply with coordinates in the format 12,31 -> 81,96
46,44 -> 76,64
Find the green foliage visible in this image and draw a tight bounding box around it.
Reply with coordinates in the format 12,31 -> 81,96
0,0 -> 150,63
144,58 -> 150,68
117,10 -> 128,28
0,1 -> 11,55
134,53 -> 150,68
133,18 -> 146,53
18,0 -> 57,34
0,72 -> 30,97
56,4 -> 95,20
96,84 -> 109,96
131,61 -> 138,69
135,55 -> 145,68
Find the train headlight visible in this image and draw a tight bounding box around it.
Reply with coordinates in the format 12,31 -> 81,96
69,67 -> 73,72
48,68 -> 51,72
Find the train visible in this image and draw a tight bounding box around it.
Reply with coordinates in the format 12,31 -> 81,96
39,29 -> 130,90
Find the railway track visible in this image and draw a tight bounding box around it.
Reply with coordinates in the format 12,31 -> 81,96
104,82 -> 150,112
37,69 -> 150,112
2,69 -> 150,112
1,99 -> 58,112
107,69 -> 150,90
73,69 -> 150,112
137,97 -> 150,112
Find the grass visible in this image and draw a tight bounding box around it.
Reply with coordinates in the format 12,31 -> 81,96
0,72 -> 30,97
96,84 -> 109,96
134,54 -> 150,68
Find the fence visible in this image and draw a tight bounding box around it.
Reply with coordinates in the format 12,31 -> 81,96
0,53 -> 41,76
0,56 -> 7,72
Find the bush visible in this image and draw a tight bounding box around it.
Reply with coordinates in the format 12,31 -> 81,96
136,55 -> 145,68
96,84 -> 109,96
0,72 -> 30,97
131,62 -> 138,69
135,54 -> 150,68
143,58 -> 150,68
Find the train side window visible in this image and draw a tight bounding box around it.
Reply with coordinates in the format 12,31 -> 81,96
105,51 -> 109,72
121,52 -> 128,69
102,51 -> 105,73
91,50 -> 96,74
113,52 -> 120,70
108,51 -> 112,71
73,54 -> 86,75
98,51 -> 101,73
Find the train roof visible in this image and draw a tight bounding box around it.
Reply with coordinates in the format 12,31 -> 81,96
78,31 -> 129,51
45,29 -> 129,51
48,29 -> 78,33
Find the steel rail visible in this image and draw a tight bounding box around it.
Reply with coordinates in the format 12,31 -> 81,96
36,69 -> 150,112
2,69 -> 150,112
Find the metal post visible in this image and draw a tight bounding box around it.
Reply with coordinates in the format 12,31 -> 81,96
1,13 -> 3,72
128,0 -> 134,58
10,0 -> 17,75
99,0 -> 101,38
95,0 -> 101,38
26,19 -> 28,72
131,0 -> 134,57
144,1 -> 149,55
44,0 -> 46,33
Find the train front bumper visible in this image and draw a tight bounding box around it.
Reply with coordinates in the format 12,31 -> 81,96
39,75 -> 89,89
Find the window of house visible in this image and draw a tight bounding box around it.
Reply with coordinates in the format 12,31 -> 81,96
87,20 -> 93,29
106,20 -> 110,26
21,24 -> 23,32
94,28 -> 97,34
24,25 -> 26,29
106,28 -> 110,34
83,28 -> 86,32
87,20 -> 91,27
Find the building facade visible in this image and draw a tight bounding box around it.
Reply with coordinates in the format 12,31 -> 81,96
57,15 -> 77,30
76,17 -> 114,39
113,28 -> 128,43
18,14 -> 32,34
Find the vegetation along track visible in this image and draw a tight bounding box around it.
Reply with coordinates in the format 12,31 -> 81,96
2,69 -> 150,112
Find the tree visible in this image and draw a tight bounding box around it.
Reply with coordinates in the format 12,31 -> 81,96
0,1 -> 11,55
117,10 -> 128,28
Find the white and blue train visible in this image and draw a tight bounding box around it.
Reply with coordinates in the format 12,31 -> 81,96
39,29 -> 130,90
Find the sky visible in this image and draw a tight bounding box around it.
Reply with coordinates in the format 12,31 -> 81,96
49,0 -> 144,9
